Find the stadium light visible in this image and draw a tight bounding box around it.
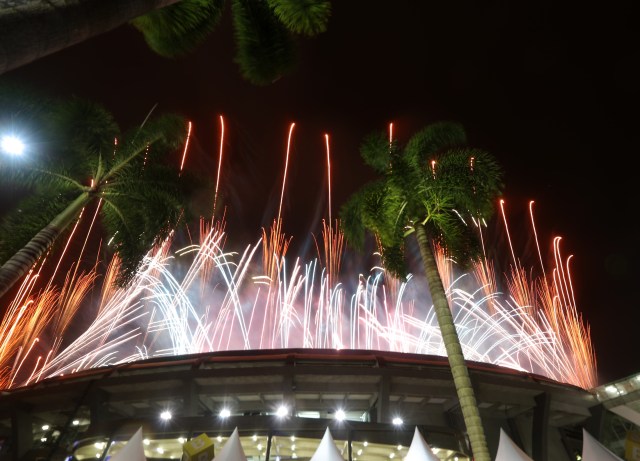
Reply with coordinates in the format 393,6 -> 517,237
276,405 -> 288,418
1,135 -> 24,155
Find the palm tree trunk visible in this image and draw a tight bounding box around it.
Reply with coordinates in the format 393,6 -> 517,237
0,192 -> 90,300
0,0 -> 182,75
415,223 -> 491,461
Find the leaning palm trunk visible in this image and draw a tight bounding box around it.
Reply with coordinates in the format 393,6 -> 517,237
0,192 -> 89,300
0,0 -> 181,74
415,223 -> 491,461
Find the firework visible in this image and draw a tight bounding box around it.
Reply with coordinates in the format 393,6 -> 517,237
0,122 -> 597,391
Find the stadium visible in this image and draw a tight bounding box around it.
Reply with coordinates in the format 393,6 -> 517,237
1,348 -> 637,461
0,168 -> 637,459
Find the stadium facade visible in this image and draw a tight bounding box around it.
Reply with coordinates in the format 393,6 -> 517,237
0,349 -> 637,460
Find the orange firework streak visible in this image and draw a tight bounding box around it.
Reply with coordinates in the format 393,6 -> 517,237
30,269 -> 99,386
495,201 -> 597,388
0,292 -> 54,389
179,121 -> 193,175
0,188 -> 103,388
498,200 -> 536,315
321,134 -> 344,289
0,265 -> 98,389
312,133 -> 346,343
212,115 -> 225,218
544,239 -> 596,388
0,121 -> 598,391
471,256 -> 499,316
198,214 -> 228,295
260,123 -> 295,347
200,116 -> 229,288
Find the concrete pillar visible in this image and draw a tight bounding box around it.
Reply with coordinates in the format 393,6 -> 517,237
11,404 -> 32,461
89,388 -> 110,422
183,379 -> 199,417
377,375 -> 390,423
533,392 -> 550,461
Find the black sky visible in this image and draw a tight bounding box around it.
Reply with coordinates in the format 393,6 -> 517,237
1,1 -> 639,384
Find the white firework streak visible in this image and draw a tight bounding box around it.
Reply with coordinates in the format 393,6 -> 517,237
33,226 -> 593,388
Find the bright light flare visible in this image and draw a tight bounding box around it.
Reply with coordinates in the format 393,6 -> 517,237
276,405 -> 288,418
1,135 -> 24,155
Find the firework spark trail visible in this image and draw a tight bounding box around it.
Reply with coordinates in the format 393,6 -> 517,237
33,255 -> 164,379
2,201 -> 597,389
495,201 -> 597,388
0,118 -> 597,390
212,115 -> 225,217
9,217 -> 596,389
0,179 -> 108,387
261,122 -> 296,350
179,121 -> 193,175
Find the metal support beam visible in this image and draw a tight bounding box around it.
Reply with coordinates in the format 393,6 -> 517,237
533,392 -> 550,461
584,403 -> 606,440
89,388 -> 111,422
183,379 -> 200,417
377,375 -> 390,423
10,404 -> 32,461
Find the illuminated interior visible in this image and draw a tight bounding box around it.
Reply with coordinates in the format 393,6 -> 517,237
74,432 -> 470,460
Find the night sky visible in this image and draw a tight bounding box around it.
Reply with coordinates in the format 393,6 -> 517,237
1,2 -> 638,384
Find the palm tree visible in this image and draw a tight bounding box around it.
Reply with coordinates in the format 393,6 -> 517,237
0,0 -> 331,85
340,122 -> 503,461
0,86 -> 198,300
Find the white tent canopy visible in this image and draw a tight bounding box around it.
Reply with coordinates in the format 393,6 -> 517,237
495,428 -> 533,461
214,427 -> 247,461
404,426 -> 440,461
309,427 -> 345,461
582,429 -> 624,461
110,427 -> 147,461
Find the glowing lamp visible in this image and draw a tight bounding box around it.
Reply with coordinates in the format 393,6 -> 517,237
1,135 -> 24,155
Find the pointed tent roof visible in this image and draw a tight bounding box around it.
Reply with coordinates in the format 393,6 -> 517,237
495,428 -> 533,461
582,429 -> 624,461
309,427 -> 345,461
110,427 -> 147,461
404,427 -> 440,461
215,427 -> 247,461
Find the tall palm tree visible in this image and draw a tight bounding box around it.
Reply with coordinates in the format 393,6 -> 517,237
0,86 -> 198,300
340,122 -> 503,461
0,0 -> 331,85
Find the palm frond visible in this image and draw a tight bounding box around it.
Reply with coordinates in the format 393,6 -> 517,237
378,241 -> 407,279
404,121 -> 467,169
359,131 -> 392,173
339,190 -> 368,250
231,0 -> 296,85
342,120 -> 504,274
46,96 -> 120,178
432,147 -> 503,218
109,114 -> 187,178
266,0 -> 331,36
131,0 -> 226,57
0,162 -> 84,191
0,189 -> 79,261
100,164 -> 197,286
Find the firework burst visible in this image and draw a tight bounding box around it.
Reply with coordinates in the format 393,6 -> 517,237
0,121 -> 597,391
